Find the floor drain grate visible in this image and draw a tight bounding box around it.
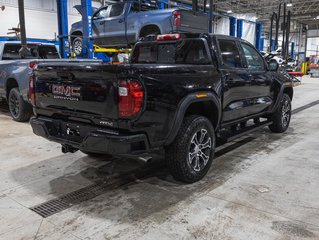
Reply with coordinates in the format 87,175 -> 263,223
30,163 -> 162,218
292,100 -> 319,115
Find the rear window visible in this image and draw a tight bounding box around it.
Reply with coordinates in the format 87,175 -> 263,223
38,46 -> 59,59
130,39 -> 211,65
2,44 -> 59,60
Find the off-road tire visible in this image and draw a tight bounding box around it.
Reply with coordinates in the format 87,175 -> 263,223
165,115 -> 215,183
269,93 -> 292,133
8,88 -> 32,122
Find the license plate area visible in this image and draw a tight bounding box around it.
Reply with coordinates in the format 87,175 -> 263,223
57,122 -> 85,143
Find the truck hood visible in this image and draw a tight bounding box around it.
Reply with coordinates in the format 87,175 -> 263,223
73,5 -> 98,17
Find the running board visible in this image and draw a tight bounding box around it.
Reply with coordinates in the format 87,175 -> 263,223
217,120 -> 273,145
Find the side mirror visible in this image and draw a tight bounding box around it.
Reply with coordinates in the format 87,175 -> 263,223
268,59 -> 279,71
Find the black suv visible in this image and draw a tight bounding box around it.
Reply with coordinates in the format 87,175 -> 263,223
30,33 -> 293,183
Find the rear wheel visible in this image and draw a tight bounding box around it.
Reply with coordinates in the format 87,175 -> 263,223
269,93 -> 292,133
139,26 -> 160,39
165,115 -> 215,183
8,88 -> 32,122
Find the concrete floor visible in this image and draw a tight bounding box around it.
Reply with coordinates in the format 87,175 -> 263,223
0,75 -> 319,240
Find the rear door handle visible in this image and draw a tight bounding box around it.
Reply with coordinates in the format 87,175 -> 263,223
99,22 -> 104,25
118,19 -> 124,23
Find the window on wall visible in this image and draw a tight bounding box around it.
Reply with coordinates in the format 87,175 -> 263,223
218,39 -> 242,68
241,43 -> 265,70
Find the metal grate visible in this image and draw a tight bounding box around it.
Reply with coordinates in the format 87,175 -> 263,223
292,100 -> 319,115
30,163 -> 162,218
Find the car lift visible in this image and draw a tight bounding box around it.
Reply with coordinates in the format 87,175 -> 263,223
55,0 -> 264,60
57,0 -> 93,59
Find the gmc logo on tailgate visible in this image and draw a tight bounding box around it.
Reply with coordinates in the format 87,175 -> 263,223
52,85 -> 81,97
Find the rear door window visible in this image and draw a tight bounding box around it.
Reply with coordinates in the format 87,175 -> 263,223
2,44 -> 39,60
38,46 -> 59,59
2,44 -> 59,60
2,45 -> 22,60
131,39 -> 211,65
217,39 -> 242,68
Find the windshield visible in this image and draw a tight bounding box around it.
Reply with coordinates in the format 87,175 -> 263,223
131,39 -> 211,65
2,44 -> 59,60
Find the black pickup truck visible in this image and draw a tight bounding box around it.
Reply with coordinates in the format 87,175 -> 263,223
30,33 -> 293,183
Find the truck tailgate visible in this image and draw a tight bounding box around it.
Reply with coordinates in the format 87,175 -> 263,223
34,62 -> 125,120
180,10 -> 209,32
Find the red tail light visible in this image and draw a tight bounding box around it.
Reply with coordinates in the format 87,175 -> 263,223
173,11 -> 181,26
29,61 -> 38,69
29,75 -> 36,106
118,80 -> 144,118
156,33 -> 181,41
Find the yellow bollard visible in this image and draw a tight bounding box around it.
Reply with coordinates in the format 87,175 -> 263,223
301,62 -> 308,75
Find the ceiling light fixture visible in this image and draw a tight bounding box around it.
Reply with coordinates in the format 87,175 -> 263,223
227,10 -> 233,14
287,3 -> 293,7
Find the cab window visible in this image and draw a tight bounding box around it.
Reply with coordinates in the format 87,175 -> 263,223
218,39 -> 242,68
241,43 -> 265,70
109,4 -> 124,17
131,39 -> 211,65
93,7 -> 109,19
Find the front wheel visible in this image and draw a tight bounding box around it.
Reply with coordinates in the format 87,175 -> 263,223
165,115 -> 215,183
269,93 -> 292,133
72,37 -> 83,56
8,88 -> 32,122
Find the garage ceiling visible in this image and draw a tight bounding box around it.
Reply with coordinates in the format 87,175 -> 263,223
214,0 -> 319,29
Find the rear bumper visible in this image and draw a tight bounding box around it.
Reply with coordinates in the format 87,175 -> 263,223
30,117 -> 150,156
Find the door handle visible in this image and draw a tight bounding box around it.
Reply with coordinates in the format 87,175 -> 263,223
99,22 -> 104,25
118,19 -> 124,23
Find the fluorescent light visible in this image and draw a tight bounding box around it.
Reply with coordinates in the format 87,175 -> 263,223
206,4 -> 209,7
287,3 -> 293,7
227,10 -> 233,13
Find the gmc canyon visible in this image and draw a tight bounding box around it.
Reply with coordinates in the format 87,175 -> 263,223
30,33 -> 293,183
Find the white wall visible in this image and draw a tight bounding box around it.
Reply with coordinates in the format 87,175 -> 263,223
307,37 -> 319,57
215,17 -> 230,35
0,0 -> 101,40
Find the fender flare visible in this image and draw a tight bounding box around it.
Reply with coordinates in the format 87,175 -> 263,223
165,92 -> 221,146
4,77 -> 19,96
271,84 -> 294,113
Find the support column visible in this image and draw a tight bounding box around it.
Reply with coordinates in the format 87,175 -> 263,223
291,42 -> 295,58
81,0 -> 93,59
56,0 -> 69,58
18,0 -> 30,57
237,19 -> 243,39
229,16 -> 236,37
255,23 -> 262,50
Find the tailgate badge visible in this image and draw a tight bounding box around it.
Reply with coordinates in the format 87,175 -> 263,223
52,85 -> 81,100
99,121 -> 113,127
